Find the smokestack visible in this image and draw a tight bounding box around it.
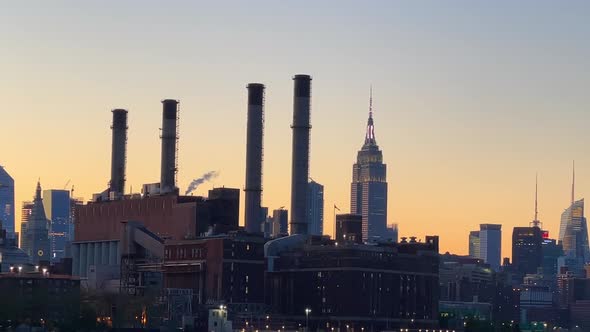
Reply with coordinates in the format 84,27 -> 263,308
244,83 -> 265,233
160,99 -> 179,194
290,74 -> 312,235
110,109 -> 128,197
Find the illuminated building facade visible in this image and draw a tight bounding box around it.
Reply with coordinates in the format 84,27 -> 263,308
350,91 -> 388,242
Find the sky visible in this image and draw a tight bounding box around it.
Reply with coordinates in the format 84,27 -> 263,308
1,1 -> 589,258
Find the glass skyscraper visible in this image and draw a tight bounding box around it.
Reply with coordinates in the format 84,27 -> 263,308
43,189 -> 71,262
0,166 -> 15,236
307,180 -> 324,236
558,199 -> 589,275
479,224 -> 502,271
350,92 -> 388,242
469,231 -> 480,258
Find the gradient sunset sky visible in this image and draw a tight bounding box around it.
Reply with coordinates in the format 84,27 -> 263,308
2,1 -> 589,258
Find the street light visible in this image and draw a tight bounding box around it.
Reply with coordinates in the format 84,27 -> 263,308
305,308 -> 311,332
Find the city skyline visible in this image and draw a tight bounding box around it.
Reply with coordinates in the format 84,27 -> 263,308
2,1 -> 590,258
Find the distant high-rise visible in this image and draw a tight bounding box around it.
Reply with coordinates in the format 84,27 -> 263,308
479,224 -> 502,271
0,166 -> 15,236
19,201 -> 33,250
350,89 -> 388,241
558,199 -> 588,276
385,223 -> 399,242
557,165 -> 589,275
22,181 -> 50,264
469,231 -> 481,258
335,214 -> 363,244
43,189 -> 71,262
307,180 -> 324,236
272,209 -> 288,237
542,237 -> 563,279
512,226 -> 543,276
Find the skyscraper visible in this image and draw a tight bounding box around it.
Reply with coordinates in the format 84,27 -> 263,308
512,226 -> 543,276
22,181 -> 50,264
557,165 -> 589,276
19,201 -> 33,250
307,180 -> 324,236
43,189 -> 71,262
469,231 -> 480,258
479,224 -> 502,271
0,166 -> 15,236
350,89 -> 388,242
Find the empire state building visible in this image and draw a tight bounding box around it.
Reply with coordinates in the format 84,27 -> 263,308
350,91 -> 388,242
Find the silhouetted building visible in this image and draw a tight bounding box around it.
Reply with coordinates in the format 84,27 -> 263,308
22,181 -> 50,264
0,166 -> 15,236
43,189 -> 71,262
385,223 -> 399,242
266,236 -> 440,331
542,237 -> 563,279
480,224 -> 502,271
272,209 -> 288,236
469,231 -> 480,258
0,271 -> 80,325
0,220 -> 30,272
203,187 -> 240,235
335,213 -> 362,244
164,232 -> 266,306
351,90 -> 388,242
512,226 -> 543,278
307,180 -> 324,236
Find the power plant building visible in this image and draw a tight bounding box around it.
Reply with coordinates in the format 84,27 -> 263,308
266,236 -> 440,331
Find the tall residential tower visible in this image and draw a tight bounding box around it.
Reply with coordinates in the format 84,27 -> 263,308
307,180 -> 324,236
350,89 -> 388,241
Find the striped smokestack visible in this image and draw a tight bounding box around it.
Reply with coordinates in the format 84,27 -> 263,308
160,99 -> 179,194
244,83 -> 265,233
289,74 -> 312,235
110,109 -> 128,197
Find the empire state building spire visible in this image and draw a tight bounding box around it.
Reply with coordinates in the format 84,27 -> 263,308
364,86 -> 377,147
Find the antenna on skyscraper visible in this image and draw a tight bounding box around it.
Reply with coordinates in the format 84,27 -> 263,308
572,160 -> 575,206
532,173 -> 541,228
369,85 -> 373,119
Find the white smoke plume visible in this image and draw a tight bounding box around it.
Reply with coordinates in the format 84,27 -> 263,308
185,171 -> 219,195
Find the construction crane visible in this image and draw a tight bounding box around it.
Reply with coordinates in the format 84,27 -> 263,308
63,179 -> 71,190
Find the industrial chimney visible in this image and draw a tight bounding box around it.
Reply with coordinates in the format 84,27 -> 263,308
160,99 -> 179,194
289,74 -> 312,235
110,109 -> 128,197
244,83 -> 265,233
